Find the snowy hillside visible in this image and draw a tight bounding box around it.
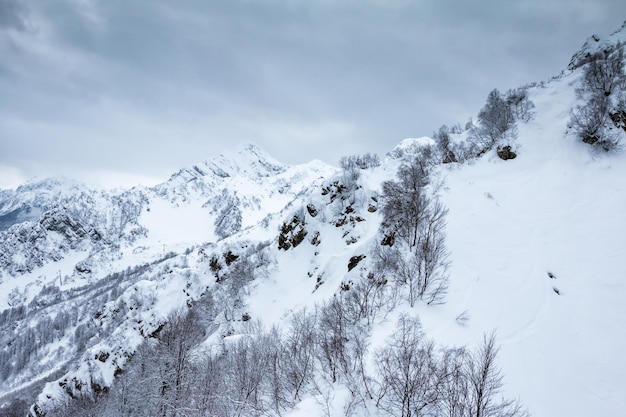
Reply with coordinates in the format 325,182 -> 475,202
423,70 -> 626,417
1,21 -> 626,417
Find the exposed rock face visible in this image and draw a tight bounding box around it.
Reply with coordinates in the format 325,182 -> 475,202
40,209 -> 93,242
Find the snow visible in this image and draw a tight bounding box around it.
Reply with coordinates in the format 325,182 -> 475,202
3,31 -> 626,416
388,136 -> 436,159
205,142 -> 287,177
416,72 -> 626,416
139,196 -> 217,250
246,168 -> 383,326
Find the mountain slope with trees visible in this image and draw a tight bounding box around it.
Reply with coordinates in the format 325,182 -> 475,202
1,20 -> 626,417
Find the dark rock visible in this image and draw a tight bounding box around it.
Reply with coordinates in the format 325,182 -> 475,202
348,255 -> 366,272
381,233 -> 395,247
497,145 -> 517,160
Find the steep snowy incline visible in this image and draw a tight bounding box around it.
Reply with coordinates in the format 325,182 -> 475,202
416,71 -> 626,417
244,163 -> 396,326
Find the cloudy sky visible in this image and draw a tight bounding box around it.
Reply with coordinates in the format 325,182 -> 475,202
1,0 -> 626,189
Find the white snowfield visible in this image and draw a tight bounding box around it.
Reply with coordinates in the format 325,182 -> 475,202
422,71 -> 626,417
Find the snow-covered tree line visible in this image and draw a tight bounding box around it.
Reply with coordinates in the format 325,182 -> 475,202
51,301 -> 525,417
432,87 -> 535,164
377,147 -> 450,306
431,41 -> 626,159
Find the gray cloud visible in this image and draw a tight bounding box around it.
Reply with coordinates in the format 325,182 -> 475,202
0,0 -> 28,31
1,0 -> 626,188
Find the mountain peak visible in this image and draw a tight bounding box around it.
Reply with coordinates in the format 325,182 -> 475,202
387,136 -> 436,159
165,142 -> 286,184
211,142 -> 286,178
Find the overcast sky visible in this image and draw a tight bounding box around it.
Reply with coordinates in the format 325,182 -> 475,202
1,0 -> 626,189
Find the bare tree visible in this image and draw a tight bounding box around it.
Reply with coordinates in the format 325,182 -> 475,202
282,308 -> 318,403
380,162 -> 450,307
381,160 -> 429,249
568,44 -> 626,152
193,350 -> 229,416
413,199 -> 450,305
569,94 -> 622,151
580,46 -> 626,98
469,89 -> 517,153
505,88 -> 535,123
221,331 -> 268,416
466,333 -> 527,417
376,315 -> 441,417
391,200 -> 450,307
350,325 -> 375,401
340,270 -> 394,325
433,125 -> 458,164
316,298 -> 345,384
438,347 -> 471,417
261,326 -> 286,415
149,309 -> 205,417
340,153 -> 381,170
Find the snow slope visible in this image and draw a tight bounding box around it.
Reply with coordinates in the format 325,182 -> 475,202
416,71 -> 626,416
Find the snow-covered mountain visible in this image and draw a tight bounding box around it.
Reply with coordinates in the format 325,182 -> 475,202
2,21 -> 626,417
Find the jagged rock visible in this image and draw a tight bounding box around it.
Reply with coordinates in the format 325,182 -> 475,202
278,214 -> 308,250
